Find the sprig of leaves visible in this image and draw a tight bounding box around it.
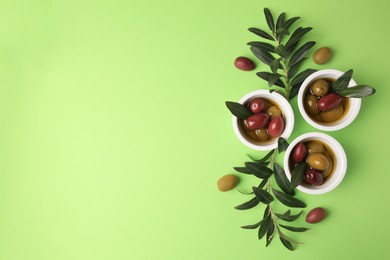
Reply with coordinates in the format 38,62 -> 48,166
331,69 -> 376,98
233,137 -> 309,250
248,8 -> 317,100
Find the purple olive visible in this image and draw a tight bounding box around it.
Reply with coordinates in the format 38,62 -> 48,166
245,113 -> 270,130
317,93 -> 343,112
234,57 -> 256,71
304,168 -> 324,186
267,115 -> 284,138
249,98 -> 268,113
292,142 -> 307,164
306,207 -> 327,223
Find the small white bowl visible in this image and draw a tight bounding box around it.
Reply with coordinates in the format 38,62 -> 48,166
232,90 -> 294,151
298,69 -> 361,131
283,132 -> 347,195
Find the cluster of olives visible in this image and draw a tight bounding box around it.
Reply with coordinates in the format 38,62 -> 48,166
290,141 -> 334,186
304,79 -> 347,123
242,98 -> 285,142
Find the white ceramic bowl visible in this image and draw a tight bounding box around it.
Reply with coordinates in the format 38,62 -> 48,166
298,69 -> 361,131
232,90 -> 294,150
283,132 -> 347,195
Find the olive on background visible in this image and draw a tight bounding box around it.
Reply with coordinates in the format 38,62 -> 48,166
306,207 -> 327,223
255,128 -> 270,141
217,174 -> 238,192
313,47 -> 332,65
304,168 -> 324,186
307,141 -> 324,154
245,113 -> 270,130
267,115 -> 284,138
249,98 -> 268,113
234,57 -> 256,71
307,153 -> 329,170
320,105 -> 344,122
266,105 -> 282,118
317,93 -> 343,112
304,93 -> 320,115
310,79 -> 329,97
292,142 -> 307,164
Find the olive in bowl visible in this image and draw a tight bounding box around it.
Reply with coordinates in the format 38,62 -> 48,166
283,132 -> 347,195
232,90 -> 294,151
298,69 -> 361,131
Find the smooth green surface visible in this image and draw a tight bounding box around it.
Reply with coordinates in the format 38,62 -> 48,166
0,0 -> 389,259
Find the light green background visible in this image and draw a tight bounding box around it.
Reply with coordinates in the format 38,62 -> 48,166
0,0 -> 389,259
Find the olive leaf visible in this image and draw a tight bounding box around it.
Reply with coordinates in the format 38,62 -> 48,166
336,85 -> 376,98
285,27 -> 313,51
290,69 -> 317,86
274,44 -> 288,59
268,74 -> 281,87
233,166 -> 252,174
256,72 -> 286,88
279,235 -> 294,251
291,162 -> 306,188
289,41 -> 316,67
269,58 -> 281,74
258,178 -> 269,189
245,162 -> 273,179
278,137 -> 289,153
332,69 -> 353,91
276,210 -> 303,222
247,41 -> 275,53
276,12 -> 286,30
234,197 -> 260,210
247,149 -> 275,163
266,222 -> 275,247
225,101 -> 252,119
252,187 -> 274,204
241,220 -> 263,229
258,214 -> 272,240
279,224 -> 310,232
248,27 -> 274,40
283,16 -> 300,29
251,47 -> 275,65
287,58 -> 307,79
273,163 -> 294,195
264,8 -> 275,32
289,83 -> 301,100
272,188 -> 306,208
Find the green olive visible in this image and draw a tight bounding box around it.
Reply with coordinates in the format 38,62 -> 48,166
310,79 -> 329,97
255,128 -> 270,141
266,105 -> 282,119
313,47 -> 332,65
304,93 -> 320,115
307,141 -> 324,154
320,105 -> 344,122
217,174 -> 238,192
307,153 -> 330,171
322,154 -> 333,178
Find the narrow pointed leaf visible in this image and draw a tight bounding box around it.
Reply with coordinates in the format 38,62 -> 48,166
225,101 -> 252,119
237,188 -> 253,195
278,137 -> 289,153
284,16 -> 300,29
251,47 -> 275,65
276,28 -> 290,35
247,149 -> 274,162
276,12 -> 286,30
241,220 -> 263,229
273,163 -> 294,195
285,27 -> 313,51
332,69 -> 353,91
266,222 -> 275,247
336,85 -> 376,98
245,162 -> 273,179
269,59 -> 280,74
289,83 -> 301,100
264,8 -> 275,32
275,44 -> 288,59
256,72 -> 285,88
252,187 -> 274,204
248,27 -> 274,41
263,205 -> 270,218
234,197 -> 260,210
279,236 -> 295,251
272,188 -> 306,208
287,58 -> 307,79
290,69 -> 317,86
258,214 -> 272,240
289,41 -> 316,67
258,178 -> 269,189
276,210 -> 303,222
268,74 -> 281,87
233,166 -> 252,174
279,224 -> 310,232
291,162 -> 306,188
247,41 -> 275,53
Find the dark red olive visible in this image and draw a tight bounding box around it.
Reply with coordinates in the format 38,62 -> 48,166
317,93 -> 343,112
249,98 -> 268,113
234,57 -> 256,71
245,113 -> 270,130
304,168 -> 323,186
306,207 -> 327,223
267,115 -> 284,138
292,142 -> 307,164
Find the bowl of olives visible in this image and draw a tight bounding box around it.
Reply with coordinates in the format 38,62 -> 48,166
232,90 -> 294,150
298,69 -> 361,131
283,132 -> 347,195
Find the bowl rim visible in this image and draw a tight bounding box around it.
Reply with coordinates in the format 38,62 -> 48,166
232,90 -> 294,151
283,132 -> 347,195
297,69 -> 362,131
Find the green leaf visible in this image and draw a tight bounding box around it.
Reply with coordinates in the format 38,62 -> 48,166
237,188 -> 253,195
258,178 -> 269,189
287,58 -> 307,79
258,214 -> 272,240
247,149 -> 274,163
285,27 -> 313,51
266,222 -> 275,247
263,205 -> 270,218
279,236 -> 295,251
241,220 -> 263,229
250,47 -> 275,65
274,44 -> 288,59
256,72 -> 286,88
284,16 -> 300,29
269,58 -> 280,74
276,12 -> 286,30
288,83 -> 301,100
245,162 -> 273,179
332,69 -> 353,91
268,73 -> 281,87
290,69 -> 317,86
252,187 -> 274,204
336,85 -> 376,98
289,41 -> 316,67
276,28 -> 290,36
278,137 -> 289,153
279,224 -> 310,232
225,101 -> 253,120
273,163 -> 294,195
291,163 -> 306,188
233,166 -> 252,174
276,210 -> 303,222
272,188 -> 306,208
247,41 -> 275,53
264,8 -> 275,32
248,27 -> 274,41
234,197 -> 260,210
